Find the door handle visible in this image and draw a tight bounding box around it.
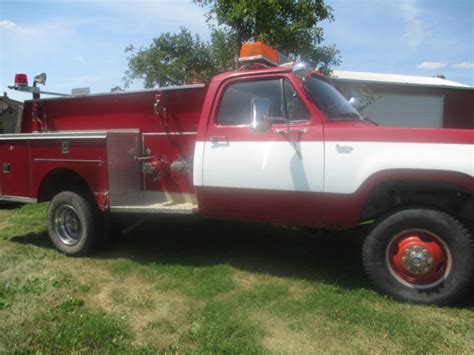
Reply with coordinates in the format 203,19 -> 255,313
273,128 -> 309,134
210,136 -> 229,143
134,155 -> 154,161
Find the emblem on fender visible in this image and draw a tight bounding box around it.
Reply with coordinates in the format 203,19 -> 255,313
336,144 -> 353,154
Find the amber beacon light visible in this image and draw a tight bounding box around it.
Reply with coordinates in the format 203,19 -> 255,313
238,42 -> 291,67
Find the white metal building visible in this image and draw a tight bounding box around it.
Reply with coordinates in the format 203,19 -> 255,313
332,70 -> 474,129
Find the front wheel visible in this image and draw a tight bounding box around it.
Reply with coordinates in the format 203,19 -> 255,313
48,191 -> 102,256
363,209 -> 474,305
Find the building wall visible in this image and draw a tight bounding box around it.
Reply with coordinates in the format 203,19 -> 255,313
334,81 -> 474,129
0,112 -> 18,133
443,89 -> 474,129
0,98 -> 20,133
362,93 -> 443,128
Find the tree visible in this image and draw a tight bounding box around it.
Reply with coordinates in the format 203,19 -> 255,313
124,0 -> 339,87
196,0 -> 340,72
124,29 -> 215,88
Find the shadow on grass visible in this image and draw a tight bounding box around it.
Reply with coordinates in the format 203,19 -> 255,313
0,202 -> 24,210
10,231 -> 52,250
9,216 -> 368,291
9,216 -> 474,306
107,217 -> 371,291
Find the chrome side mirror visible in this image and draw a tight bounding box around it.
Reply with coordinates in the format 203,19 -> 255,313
348,96 -> 362,110
293,62 -> 311,81
251,97 -> 272,133
34,72 -> 47,86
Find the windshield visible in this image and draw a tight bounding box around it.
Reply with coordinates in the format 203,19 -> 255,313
304,75 -> 362,121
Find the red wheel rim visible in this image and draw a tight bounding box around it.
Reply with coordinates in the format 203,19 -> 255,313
386,229 -> 451,288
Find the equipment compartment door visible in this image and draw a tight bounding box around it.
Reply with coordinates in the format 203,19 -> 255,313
0,141 -> 31,198
0,144 -> 4,196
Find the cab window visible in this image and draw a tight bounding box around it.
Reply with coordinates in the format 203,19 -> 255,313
284,80 -> 310,121
216,79 -> 309,126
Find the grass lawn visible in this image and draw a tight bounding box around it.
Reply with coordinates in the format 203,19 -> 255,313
0,203 -> 473,353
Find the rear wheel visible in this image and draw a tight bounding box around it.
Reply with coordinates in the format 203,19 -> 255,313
363,209 -> 474,305
48,191 -> 102,256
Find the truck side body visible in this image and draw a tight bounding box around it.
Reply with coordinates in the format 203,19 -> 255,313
1,61 -> 473,305
2,67 -> 472,227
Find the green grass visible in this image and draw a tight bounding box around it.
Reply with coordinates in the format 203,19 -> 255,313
0,203 -> 473,353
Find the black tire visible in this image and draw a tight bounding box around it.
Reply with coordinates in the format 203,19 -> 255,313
363,209 -> 474,306
47,191 -> 102,256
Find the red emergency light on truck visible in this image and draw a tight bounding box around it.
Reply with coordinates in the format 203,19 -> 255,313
1,42 -> 473,305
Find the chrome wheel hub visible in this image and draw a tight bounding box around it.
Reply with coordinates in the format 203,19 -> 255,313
400,245 -> 434,275
54,205 -> 82,246
387,229 -> 451,288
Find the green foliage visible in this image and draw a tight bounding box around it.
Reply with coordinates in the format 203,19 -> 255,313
358,88 -> 382,114
124,28 -> 215,88
0,120 -> 4,134
197,0 -> 340,74
124,0 -> 340,86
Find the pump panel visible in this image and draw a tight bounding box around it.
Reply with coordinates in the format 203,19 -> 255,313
106,131 -> 141,207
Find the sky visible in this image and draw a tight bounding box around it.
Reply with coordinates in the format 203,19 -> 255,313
0,0 -> 473,101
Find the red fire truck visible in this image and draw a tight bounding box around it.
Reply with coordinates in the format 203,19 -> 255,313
1,42 -> 473,305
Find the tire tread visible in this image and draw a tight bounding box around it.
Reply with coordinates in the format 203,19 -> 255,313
362,208 -> 474,305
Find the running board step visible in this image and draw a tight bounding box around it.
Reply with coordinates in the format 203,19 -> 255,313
110,202 -> 198,214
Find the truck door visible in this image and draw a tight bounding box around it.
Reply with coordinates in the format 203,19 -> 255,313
199,76 -> 325,225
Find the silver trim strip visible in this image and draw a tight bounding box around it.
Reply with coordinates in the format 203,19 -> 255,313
108,190 -> 197,208
24,84 -> 206,103
110,204 -> 198,215
0,129 -> 140,141
142,132 -> 197,136
0,195 -> 37,204
104,129 -> 140,134
0,134 -> 106,141
34,158 -> 103,164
